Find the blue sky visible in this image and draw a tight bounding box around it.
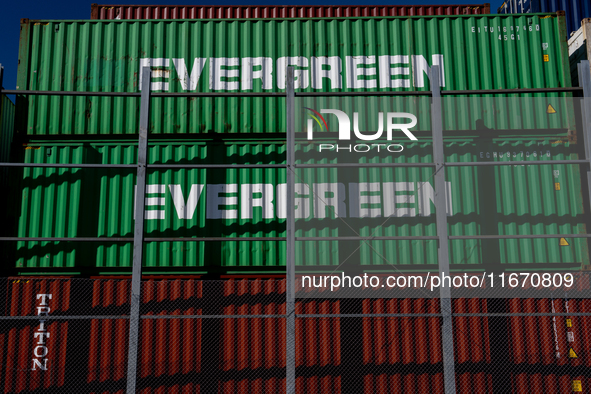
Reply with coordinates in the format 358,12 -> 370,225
0,0 -> 505,94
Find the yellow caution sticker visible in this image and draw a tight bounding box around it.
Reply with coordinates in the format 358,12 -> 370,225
560,238 -> 570,246
568,348 -> 578,358
555,183 -> 561,191
573,380 -> 582,392
544,54 -> 550,62
547,104 -> 557,114
567,318 -> 573,328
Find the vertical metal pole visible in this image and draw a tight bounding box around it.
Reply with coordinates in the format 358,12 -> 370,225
578,61 -> 591,218
584,21 -> 591,73
285,66 -> 296,394
127,66 -> 151,394
431,66 -> 457,394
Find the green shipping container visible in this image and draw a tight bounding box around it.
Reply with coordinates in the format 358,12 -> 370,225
0,95 -> 15,165
0,95 -> 15,237
16,13 -> 572,136
10,136 -> 589,275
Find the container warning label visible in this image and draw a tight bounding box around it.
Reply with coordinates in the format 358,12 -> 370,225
544,54 -> 550,62
560,238 -> 570,246
566,319 -> 573,328
572,380 -> 582,392
555,183 -> 561,191
547,104 -> 556,113
568,348 -> 578,358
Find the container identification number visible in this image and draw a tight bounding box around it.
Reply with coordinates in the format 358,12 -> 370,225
471,24 -> 540,41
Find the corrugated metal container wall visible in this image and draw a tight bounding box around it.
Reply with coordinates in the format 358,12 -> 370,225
2,278 -> 590,393
0,278 -> 285,393
12,138 -> 589,274
568,17 -> 591,86
505,297 -> 591,393
0,95 -> 14,169
0,278 -> 72,393
14,141 -> 286,275
0,95 -> 15,238
16,15 -> 571,136
498,0 -> 591,38
90,4 -> 492,20
360,298 -> 446,393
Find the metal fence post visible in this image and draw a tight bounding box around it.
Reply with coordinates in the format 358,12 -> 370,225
578,61 -> 591,216
285,66 -> 296,394
127,66 -> 151,393
430,65 -> 457,394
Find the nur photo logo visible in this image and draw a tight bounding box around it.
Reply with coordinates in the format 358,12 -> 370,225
304,107 -> 419,153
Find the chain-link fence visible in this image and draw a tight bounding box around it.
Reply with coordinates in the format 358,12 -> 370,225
1,62 -> 591,394
1,277 -> 590,393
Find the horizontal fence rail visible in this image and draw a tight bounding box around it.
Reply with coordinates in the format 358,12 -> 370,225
3,87 -> 584,97
4,312 -> 591,320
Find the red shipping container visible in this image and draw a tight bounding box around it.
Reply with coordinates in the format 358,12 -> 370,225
90,4 -> 491,20
0,278 -> 71,393
2,278 -> 590,393
507,297 -> 591,393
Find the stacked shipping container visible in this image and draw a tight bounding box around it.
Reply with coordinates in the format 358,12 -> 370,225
90,4 -> 492,20
0,95 -> 14,172
499,0 -> 591,87
16,15 -> 572,137
498,0 -> 591,38
569,18 -> 591,86
2,278 -> 591,392
11,14 -> 586,275
4,7 -> 591,394
12,138 -> 589,274
0,95 -> 15,240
